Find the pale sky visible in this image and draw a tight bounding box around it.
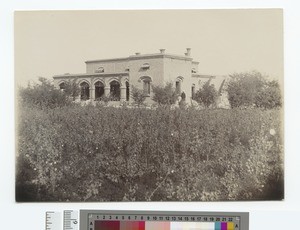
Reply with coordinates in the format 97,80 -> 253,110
15,9 -> 283,86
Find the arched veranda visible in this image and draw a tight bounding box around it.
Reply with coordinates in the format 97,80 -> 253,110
110,80 -> 120,101
80,81 -> 90,100
94,81 -> 105,100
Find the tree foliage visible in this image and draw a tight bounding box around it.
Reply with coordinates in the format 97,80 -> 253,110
152,82 -> 177,105
19,77 -> 71,109
17,105 -> 283,201
255,80 -> 282,109
194,82 -> 218,108
130,85 -> 147,107
64,79 -> 81,101
226,71 -> 282,109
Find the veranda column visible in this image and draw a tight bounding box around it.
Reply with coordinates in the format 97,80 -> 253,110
90,87 -> 95,100
77,84 -> 81,101
120,86 -> 126,102
104,86 -> 110,97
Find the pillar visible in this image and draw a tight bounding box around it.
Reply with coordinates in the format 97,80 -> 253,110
120,86 -> 126,102
90,87 -> 95,100
104,86 -> 110,97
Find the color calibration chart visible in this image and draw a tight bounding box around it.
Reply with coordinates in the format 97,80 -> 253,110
80,210 -> 249,230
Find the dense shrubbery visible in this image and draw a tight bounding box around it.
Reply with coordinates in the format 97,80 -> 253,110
16,103 -> 283,201
63,79 -> 81,101
226,71 -> 282,109
19,77 -> 71,109
16,75 -> 283,201
130,85 -> 147,107
152,82 -> 177,105
194,82 -> 218,108
255,80 -> 282,109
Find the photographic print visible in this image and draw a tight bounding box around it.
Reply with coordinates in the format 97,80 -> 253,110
15,10 -> 284,202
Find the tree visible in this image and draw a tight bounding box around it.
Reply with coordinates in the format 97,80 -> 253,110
194,82 -> 218,108
226,71 -> 282,109
19,77 -> 71,109
130,85 -> 147,107
64,79 -> 81,101
255,80 -> 282,109
226,71 -> 265,108
152,82 -> 177,105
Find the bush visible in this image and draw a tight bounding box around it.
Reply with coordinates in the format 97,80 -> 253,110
194,82 -> 218,108
16,103 -> 283,201
255,80 -> 282,109
130,85 -> 147,107
226,71 -> 282,109
152,82 -> 177,105
226,71 -> 265,108
64,79 -> 81,101
19,77 -> 71,109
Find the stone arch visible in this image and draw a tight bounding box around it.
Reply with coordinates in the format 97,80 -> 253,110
122,77 -> 129,85
92,78 -> 106,87
58,81 -> 66,91
79,81 -> 90,101
139,76 -> 152,83
109,80 -> 120,101
94,80 -> 105,100
176,76 -> 184,82
108,77 -> 120,85
78,79 -> 91,86
57,79 -> 66,85
141,63 -> 150,70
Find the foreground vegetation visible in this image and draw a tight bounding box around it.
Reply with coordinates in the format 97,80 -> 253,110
16,103 -> 283,201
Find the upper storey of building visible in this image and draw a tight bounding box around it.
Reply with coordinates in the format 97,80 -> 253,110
84,48 -> 199,75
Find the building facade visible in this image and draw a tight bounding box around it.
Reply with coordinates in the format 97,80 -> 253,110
53,48 -> 221,104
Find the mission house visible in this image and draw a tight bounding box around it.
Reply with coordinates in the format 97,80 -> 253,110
53,48 -> 226,105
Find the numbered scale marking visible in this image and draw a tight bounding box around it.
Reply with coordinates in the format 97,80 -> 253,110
46,211 -> 61,230
88,214 -> 238,223
64,210 -> 79,230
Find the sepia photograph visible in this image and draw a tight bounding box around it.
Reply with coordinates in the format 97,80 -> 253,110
15,9 -> 284,202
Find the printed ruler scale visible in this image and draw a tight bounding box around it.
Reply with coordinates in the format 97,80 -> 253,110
46,211 -> 62,230
45,210 -> 79,230
64,210 -> 79,230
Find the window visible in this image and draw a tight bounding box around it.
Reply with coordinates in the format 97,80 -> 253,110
59,82 -> 66,91
191,84 -> 195,100
175,77 -> 183,95
143,80 -> 151,95
175,81 -> 181,95
141,63 -> 150,69
139,76 -> 152,96
95,67 -> 104,73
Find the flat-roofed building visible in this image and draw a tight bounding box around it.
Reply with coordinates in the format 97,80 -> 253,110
53,48 -> 221,104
